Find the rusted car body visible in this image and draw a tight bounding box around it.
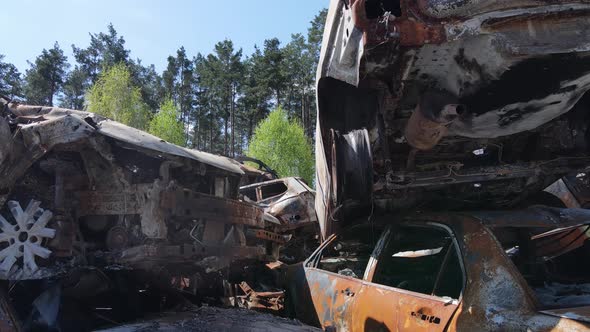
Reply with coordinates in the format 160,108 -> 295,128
286,207 -> 590,331
315,0 -> 590,239
0,98 -> 287,330
240,177 -> 319,263
0,99 -> 283,279
240,177 -> 317,233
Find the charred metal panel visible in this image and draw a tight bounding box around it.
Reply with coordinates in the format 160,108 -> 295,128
316,0 -> 590,235
305,268 -> 361,331
352,284 -> 458,331
76,189 -> 144,215
240,178 -> 317,232
162,188 -> 268,229
115,244 -> 268,267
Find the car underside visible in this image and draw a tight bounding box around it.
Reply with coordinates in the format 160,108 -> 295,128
315,0 -> 590,237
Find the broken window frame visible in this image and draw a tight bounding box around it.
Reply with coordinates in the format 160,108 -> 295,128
305,224 -> 379,279
365,222 -> 466,301
305,221 -> 466,302
258,182 -> 289,204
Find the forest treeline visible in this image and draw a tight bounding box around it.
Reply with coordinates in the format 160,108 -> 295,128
0,9 -> 326,157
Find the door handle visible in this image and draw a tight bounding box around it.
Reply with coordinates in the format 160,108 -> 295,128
341,287 -> 355,297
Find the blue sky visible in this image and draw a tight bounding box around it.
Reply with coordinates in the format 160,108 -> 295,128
1,0 -> 328,73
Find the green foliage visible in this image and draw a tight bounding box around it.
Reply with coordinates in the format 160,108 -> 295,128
87,63 -> 149,129
247,108 -> 314,184
11,7 -> 328,156
59,66 -> 88,109
261,38 -> 286,106
72,23 -> 130,83
0,54 -> 23,100
307,9 -> 328,62
23,42 -> 69,106
148,99 -> 186,146
241,47 -> 272,139
162,46 -> 196,139
198,40 -> 244,155
130,61 -> 165,111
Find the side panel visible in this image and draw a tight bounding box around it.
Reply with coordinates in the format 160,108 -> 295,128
315,116 -> 331,240
352,284 -> 458,332
305,268 -> 364,331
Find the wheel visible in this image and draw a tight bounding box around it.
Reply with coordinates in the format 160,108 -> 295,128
0,200 -> 56,278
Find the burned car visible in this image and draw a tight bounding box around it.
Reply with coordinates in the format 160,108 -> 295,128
315,0 -> 590,238
240,177 -> 317,233
240,177 -> 319,262
0,99 -> 287,330
285,208 -> 590,331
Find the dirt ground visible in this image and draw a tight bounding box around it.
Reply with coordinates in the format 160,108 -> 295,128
96,306 -> 321,332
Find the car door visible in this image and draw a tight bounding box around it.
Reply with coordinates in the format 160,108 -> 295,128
352,223 -> 465,332
299,225 -> 381,331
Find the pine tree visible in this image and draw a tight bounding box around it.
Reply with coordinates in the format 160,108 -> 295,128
307,9 -> 328,64
199,40 -> 243,156
191,53 -> 208,150
23,42 -> 69,106
261,38 -> 286,107
0,54 -> 23,100
72,23 -> 130,84
241,48 -> 272,142
162,47 -> 197,145
283,33 -> 315,131
130,60 -> 165,111
59,66 -> 88,109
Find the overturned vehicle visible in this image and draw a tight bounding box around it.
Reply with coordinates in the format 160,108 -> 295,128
296,0 -> 590,330
0,98 -> 288,330
315,0 -> 590,238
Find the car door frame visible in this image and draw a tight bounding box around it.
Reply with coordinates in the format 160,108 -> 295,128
351,221 -> 467,331
301,231 -> 382,331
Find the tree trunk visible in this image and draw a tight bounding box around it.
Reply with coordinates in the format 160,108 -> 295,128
230,84 -> 235,158
224,117 -> 228,156
287,87 -> 293,114
197,116 -> 201,150
49,82 -> 55,107
239,132 -> 244,156
209,114 -> 214,153
305,95 -> 315,138
301,89 -> 305,125
248,115 -> 253,141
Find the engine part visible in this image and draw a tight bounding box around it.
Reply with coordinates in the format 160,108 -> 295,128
106,226 -> 129,250
405,92 -> 464,151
